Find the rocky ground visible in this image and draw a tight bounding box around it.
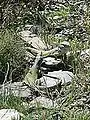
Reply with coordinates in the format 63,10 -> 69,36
0,0 -> 90,120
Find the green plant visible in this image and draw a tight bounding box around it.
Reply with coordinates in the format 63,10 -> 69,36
63,110 -> 90,120
0,29 -> 25,82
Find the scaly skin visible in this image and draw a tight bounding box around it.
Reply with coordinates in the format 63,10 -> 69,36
24,41 -> 70,85
23,53 -> 41,85
24,67 -> 38,85
26,41 -> 70,57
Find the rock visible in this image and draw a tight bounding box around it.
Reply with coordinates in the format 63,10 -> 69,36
80,49 -> 90,61
80,49 -> 90,68
20,30 -> 47,50
24,24 -> 33,31
61,41 -> 70,47
41,57 -> 63,73
53,16 -> 60,20
48,70 -> 73,84
36,70 -> 74,90
42,57 -> 61,66
0,109 -> 23,120
30,96 -> 57,108
24,24 -> 42,34
28,36 -> 46,50
0,82 -> 33,98
20,30 -> 32,38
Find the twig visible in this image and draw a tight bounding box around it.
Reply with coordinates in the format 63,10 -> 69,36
2,62 -> 10,102
3,62 -> 9,84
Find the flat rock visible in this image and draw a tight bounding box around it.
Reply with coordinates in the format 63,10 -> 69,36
30,96 -> 57,108
20,30 -> 47,50
0,109 -> 22,120
48,70 -> 73,84
36,70 -> 74,89
0,82 -> 32,98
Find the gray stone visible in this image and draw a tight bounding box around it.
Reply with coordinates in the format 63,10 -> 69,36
43,57 -> 61,66
80,49 -> 90,68
36,70 -> 74,89
0,82 -> 32,98
30,96 -> 57,108
20,30 -> 47,50
61,41 -> 70,47
0,109 -> 23,120
80,49 -> 90,61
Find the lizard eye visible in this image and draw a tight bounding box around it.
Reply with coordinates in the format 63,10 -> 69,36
29,71 -> 32,74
